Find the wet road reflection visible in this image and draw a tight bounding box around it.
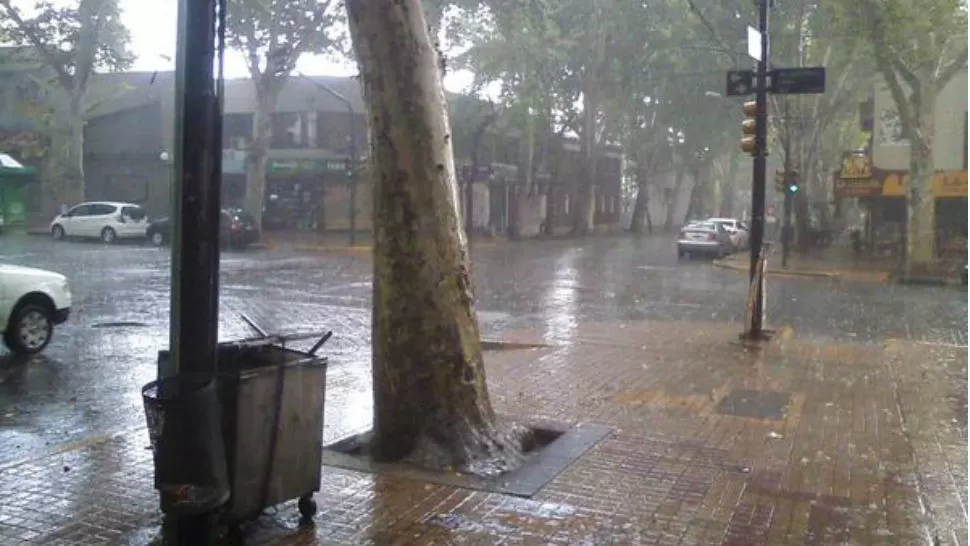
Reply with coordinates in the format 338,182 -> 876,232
0,235 -> 965,465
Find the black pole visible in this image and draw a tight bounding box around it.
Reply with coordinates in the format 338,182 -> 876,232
171,0 -> 221,377
747,0 -> 769,338
781,99 -> 792,268
167,0 -> 222,541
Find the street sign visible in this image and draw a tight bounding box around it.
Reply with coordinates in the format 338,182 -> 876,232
726,70 -> 755,97
747,26 -> 762,61
769,67 -> 826,95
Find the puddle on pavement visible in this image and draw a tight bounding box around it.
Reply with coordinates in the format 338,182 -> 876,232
422,497 -> 617,543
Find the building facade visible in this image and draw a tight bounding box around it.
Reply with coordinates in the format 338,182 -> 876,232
0,63 -> 624,234
81,73 -> 623,235
835,67 -> 968,256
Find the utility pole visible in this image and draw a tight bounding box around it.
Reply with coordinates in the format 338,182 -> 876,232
746,0 -> 770,339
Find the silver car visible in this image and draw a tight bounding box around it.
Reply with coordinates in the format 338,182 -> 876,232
677,221 -> 734,259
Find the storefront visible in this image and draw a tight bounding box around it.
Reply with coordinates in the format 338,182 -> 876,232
834,152 -> 968,256
0,153 -> 37,230
220,151 -> 355,232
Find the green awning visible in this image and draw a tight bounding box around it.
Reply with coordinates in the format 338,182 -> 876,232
0,153 -> 37,178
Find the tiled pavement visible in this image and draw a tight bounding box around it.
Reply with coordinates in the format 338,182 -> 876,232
0,320 -> 966,545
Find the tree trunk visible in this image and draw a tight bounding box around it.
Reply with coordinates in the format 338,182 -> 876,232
571,82 -> 597,236
43,94 -> 85,216
904,79 -> 937,273
541,128 -> 566,236
794,190 -> 811,250
345,0 -> 524,473
629,164 -> 649,234
718,155 -> 737,217
244,90 -> 278,232
663,170 -> 683,232
683,167 -> 704,224
466,112 -> 497,235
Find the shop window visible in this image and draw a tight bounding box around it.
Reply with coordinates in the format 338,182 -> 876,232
271,112 -> 305,149
223,114 -> 252,148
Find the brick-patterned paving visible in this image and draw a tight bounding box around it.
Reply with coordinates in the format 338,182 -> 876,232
0,320 -> 965,545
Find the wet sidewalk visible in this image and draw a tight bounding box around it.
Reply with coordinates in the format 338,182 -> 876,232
714,246 -> 897,283
0,320 -> 966,545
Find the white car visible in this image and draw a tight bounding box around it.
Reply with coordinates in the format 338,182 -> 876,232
707,217 -> 749,250
50,201 -> 149,243
1,264 -> 72,355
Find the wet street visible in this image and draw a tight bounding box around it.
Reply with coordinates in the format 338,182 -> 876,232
0,233 -> 966,466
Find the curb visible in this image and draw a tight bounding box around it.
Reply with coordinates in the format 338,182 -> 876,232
711,258 -> 842,279
891,274 -> 966,287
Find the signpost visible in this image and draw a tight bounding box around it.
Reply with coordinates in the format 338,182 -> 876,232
747,26 -> 763,62
726,70 -> 755,97
769,67 -> 826,95
727,0 -> 826,341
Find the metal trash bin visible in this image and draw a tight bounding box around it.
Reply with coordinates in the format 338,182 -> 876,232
215,340 -> 328,523
142,374 -> 231,515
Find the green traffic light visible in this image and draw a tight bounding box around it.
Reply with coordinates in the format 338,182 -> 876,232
788,184 -> 799,193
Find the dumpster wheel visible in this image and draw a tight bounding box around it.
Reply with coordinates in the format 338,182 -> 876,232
298,494 -> 317,519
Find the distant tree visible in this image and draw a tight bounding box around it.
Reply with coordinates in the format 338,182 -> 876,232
0,0 -> 132,215
226,0 -> 342,230
834,0 -> 967,272
345,0 -> 525,472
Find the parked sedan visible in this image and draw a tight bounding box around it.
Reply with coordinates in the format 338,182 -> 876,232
1,263 -> 72,355
146,208 -> 260,249
50,201 -> 149,243
707,217 -> 749,250
677,221 -> 734,259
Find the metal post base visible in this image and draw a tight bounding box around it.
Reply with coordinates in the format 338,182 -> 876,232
739,329 -> 776,344
161,513 -> 223,545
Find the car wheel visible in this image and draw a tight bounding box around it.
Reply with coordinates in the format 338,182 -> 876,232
150,231 -> 165,247
3,303 -> 54,355
101,227 -> 117,244
51,224 -> 65,240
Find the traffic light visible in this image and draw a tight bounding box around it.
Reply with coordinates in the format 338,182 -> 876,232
740,101 -> 757,155
786,171 -> 800,195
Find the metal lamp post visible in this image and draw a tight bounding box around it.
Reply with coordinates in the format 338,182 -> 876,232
299,74 -> 359,245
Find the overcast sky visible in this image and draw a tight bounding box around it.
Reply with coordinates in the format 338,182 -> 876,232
4,0 -> 477,90
122,0 -> 476,91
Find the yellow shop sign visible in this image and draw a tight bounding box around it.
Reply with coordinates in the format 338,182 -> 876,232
881,170 -> 968,198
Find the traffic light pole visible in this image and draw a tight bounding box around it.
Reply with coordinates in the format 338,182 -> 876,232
781,98 -> 792,268
746,0 -> 770,340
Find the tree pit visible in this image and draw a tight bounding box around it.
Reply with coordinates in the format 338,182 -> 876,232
323,421 -> 610,497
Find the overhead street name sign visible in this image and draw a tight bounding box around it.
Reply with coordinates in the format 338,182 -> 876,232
726,69 -> 755,97
769,67 -> 826,95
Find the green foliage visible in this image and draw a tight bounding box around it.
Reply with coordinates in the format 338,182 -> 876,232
0,0 -> 133,87
833,0 -> 967,73
226,0 -> 344,86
